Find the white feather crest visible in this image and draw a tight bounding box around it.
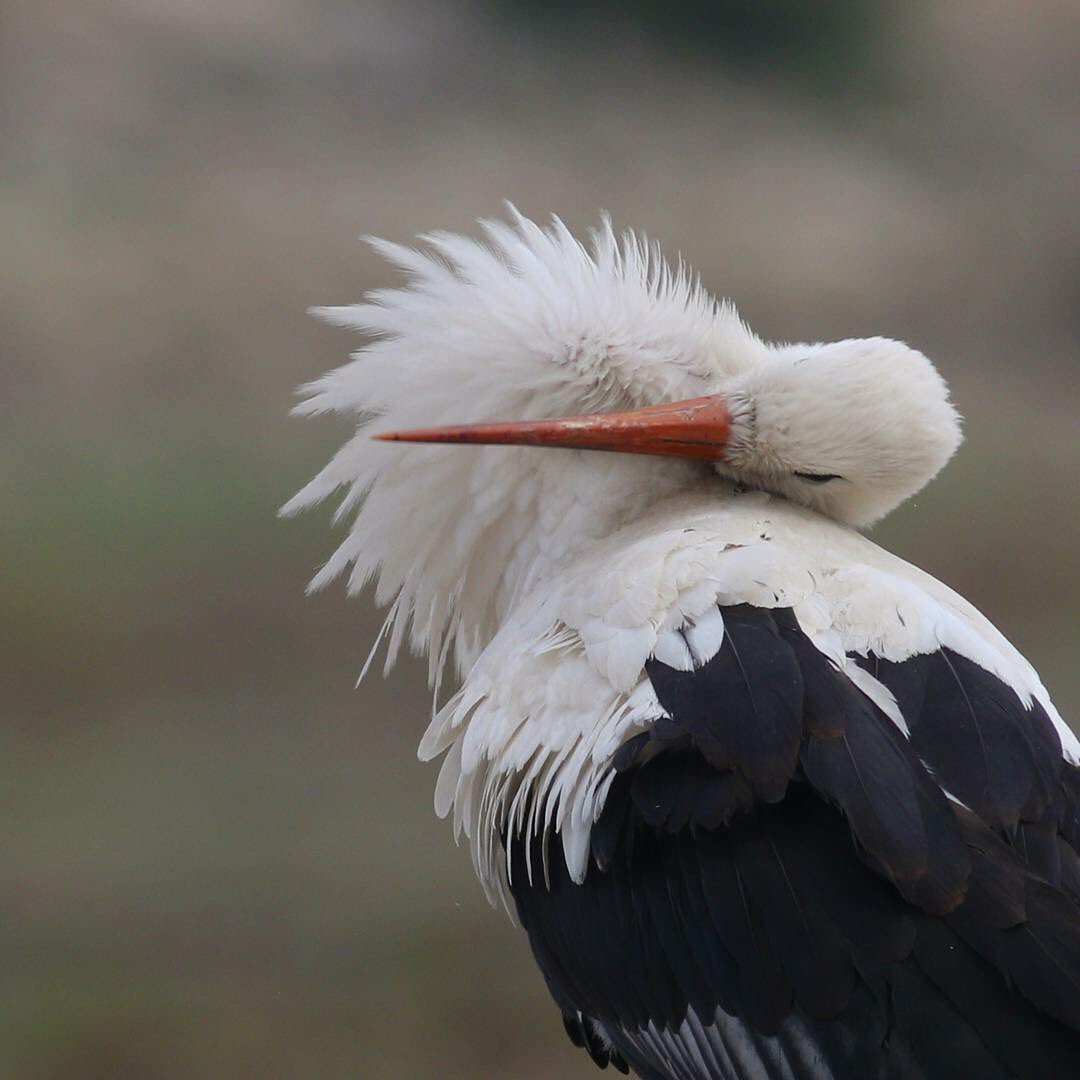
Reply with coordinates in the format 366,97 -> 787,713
282,208 -> 766,681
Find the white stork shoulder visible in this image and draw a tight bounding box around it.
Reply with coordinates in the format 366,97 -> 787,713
423,488 -> 1078,893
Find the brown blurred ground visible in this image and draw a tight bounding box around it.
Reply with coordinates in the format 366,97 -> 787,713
1,2 -> 1078,1077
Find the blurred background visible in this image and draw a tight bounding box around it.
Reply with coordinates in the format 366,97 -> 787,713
2,1 -> 1078,1076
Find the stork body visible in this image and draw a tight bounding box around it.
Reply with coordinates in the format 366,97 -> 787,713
286,213 -> 1080,1078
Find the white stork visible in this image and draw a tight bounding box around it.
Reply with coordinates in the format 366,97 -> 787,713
284,211 -> 1080,1079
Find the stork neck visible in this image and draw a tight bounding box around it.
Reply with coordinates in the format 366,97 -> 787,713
483,453 -> 709,635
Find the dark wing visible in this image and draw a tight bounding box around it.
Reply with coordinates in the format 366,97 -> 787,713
508,605 -> 1080,1079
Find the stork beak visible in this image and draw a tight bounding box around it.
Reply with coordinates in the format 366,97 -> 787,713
373,395 -> 732,462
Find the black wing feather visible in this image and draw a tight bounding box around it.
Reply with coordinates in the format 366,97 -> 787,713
508,604 -> 1080,1079
646,605 -> 803,803
860,649 -> 1063,830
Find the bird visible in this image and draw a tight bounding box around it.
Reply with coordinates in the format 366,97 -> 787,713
283,210 -> 1080,1079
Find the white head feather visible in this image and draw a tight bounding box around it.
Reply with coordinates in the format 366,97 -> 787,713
721,337 -> 962,527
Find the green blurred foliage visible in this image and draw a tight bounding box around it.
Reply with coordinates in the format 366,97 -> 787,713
495,0 -> 887,89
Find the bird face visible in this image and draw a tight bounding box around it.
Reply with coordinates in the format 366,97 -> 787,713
377,335 -> 961,529
716,337 -> 963,526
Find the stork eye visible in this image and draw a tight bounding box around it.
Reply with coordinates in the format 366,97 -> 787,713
794,471 -> 843,484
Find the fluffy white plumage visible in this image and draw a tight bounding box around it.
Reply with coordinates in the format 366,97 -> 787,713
284,209 -> 1076,906
283,211 -> 763,680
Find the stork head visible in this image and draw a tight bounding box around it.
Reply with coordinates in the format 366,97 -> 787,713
709,336 -> 963,527
377,334 -> 961,529
285,211 -> 961,675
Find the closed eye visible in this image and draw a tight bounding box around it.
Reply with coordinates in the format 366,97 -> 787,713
794,471 -> 843,484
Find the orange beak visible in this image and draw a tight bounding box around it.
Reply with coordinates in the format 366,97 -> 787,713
373,394 -> 732,462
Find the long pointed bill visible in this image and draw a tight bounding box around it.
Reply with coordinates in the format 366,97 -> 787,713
374,395 -> 732,461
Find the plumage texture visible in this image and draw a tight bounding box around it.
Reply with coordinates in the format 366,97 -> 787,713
287,212 -> 1078,1078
